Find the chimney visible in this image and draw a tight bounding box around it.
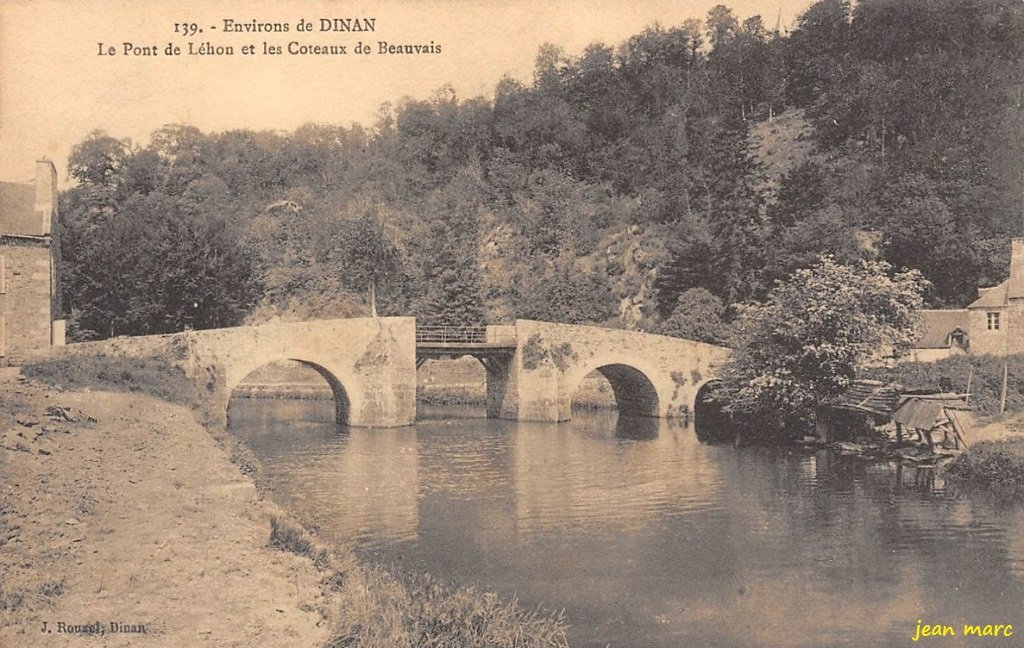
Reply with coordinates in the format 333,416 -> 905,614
34,159 -> 57,236
1009,237 -> 1024,300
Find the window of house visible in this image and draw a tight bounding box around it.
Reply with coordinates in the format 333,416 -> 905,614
950,329 -> 968,348
987,312 -> 1001,331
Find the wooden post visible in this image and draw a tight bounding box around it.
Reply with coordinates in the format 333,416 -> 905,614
1000,360 -> 1008,415
895,422 -> 903,445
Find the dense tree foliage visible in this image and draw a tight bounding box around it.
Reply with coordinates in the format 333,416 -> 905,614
656,288 -> 728,344
58,0 -> 1022,344
335,202 -> 405,318
61,132 -> 263,339
720,257 -> 927,434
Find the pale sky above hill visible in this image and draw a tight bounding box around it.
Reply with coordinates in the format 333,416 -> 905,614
0,0 -> 814,184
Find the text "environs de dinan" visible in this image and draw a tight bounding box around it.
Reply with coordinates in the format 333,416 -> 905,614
220,18 -> 378,33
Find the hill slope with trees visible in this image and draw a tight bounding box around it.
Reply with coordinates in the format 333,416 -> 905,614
58,0 -> 1024,341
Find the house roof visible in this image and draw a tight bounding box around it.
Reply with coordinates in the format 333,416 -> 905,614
968,282 -> 1008,309
0,180 -> 41,236
969,238 -> 1024,307
916,309 -> 968,348
829,380 -> 902,417
892,398 -> 945,429
892,394 -> 972,430
825,382 -> 973,429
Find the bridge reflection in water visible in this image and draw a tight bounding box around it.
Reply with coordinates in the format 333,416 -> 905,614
510,416 -> 723,540
230,397 -> 421,546
228,389 -> 723,548
227,354 -> 726,551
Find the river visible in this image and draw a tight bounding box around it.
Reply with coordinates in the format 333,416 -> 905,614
229,398 -> 1024,648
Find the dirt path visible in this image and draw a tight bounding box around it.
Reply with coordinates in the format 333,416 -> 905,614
967,412 -> 1024,445
0,373 -> 329,647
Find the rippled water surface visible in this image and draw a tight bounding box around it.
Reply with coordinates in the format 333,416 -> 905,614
231,399 -> 1024,648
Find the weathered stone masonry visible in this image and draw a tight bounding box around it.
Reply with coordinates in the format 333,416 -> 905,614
0,160 -> 63,366
45,317 -> 729,428
52,317 -> 418,428
489,320 -> 731,423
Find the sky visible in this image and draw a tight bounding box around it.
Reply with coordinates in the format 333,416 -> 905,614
0,0 -> 815,185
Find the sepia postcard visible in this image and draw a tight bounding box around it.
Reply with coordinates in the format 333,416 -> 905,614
1,1 -> 1022,647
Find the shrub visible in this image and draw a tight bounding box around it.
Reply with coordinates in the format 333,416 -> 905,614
721,256 -> 926,435
268,516 -> 330,569
326,569 -> 569,648
944,441 -> 1024,501
657,288 -> 728,345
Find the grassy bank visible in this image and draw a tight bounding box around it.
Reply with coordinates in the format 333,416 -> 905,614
417,382 -> 617,409
22,354 -> 572,647
417,384 -> 488,406
22,350 -> 195,404
943,439 -> 1024,501
233,384 -> 334,400
267,516 -> 568,648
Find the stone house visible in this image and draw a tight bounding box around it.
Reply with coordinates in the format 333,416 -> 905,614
910,237 -> 1024,360
908,309 -> 969,362
0,160 -> 64,366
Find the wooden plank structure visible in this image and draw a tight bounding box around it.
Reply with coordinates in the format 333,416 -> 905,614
816,380 -> 974,448
829,380 -> 902,416
891,392 -> 973,450
815,380 -> 900,442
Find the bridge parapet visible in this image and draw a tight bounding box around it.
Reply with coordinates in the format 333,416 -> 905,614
416,325 -> 486,344
414,325 -> 517,347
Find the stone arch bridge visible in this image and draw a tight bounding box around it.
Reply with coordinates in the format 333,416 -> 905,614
51,318 -> 729,428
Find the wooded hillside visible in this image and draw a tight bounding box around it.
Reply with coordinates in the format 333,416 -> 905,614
58,0 -> 1024,342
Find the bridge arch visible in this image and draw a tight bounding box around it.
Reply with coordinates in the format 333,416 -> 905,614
693,379 -> 733,443
693,378 -> 722,409
567,360 -> 664,419
226,358 -> 359,426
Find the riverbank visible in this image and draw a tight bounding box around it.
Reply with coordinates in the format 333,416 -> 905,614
796,411 -> 1024,500
944,437 -> 1024,500
0,372 -> 330,647
940,413 -> 1024,500
1,368 -> 569,647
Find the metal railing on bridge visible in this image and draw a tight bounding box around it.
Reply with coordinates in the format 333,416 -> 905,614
415,325 -> 488,344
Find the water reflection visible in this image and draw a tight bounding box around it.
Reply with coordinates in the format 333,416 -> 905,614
512,414 -> 724,540
230,399 -> 420,545
615,414 -> 659,440
229,399 -> 1024,648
